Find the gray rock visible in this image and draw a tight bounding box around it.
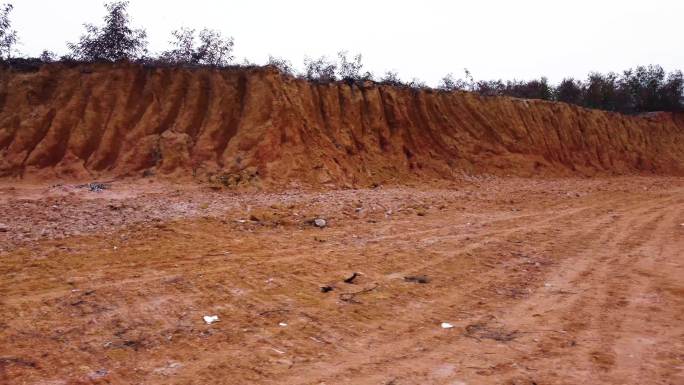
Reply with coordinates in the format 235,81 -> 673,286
88,369 -> 108,379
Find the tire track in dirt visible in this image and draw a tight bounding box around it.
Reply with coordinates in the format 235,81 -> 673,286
445,193 -> 684,385
286,224 -> 616,383
0,200 -> 592,382
270,192 -> 681,384
1,180 -> 683,385
234,199 -> 632,383
601,201 -> 684,384
0,205 -> 583,305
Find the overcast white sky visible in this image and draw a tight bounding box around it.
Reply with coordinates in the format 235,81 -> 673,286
10,0 -> 684,85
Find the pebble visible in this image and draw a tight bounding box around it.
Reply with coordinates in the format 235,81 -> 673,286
87,369 -> 109,379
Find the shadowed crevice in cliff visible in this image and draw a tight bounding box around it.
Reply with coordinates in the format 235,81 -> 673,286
0,63 -> 682,185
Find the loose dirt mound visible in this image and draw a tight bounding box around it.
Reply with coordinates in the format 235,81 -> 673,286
0,63 -> 683,185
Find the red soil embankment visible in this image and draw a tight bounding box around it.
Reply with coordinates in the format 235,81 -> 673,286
0,63 -> 682,186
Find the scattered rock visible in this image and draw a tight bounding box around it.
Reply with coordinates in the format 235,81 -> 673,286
108,204 -> 124,211
87,183 -> 108,192
464,322 -> 519,341
344,272 -> 360,284
87,369 -> 108,380
404,275 -> 430,284
0,223 -> 8,232
339,283 -> 379,303
0,357 -> 37,368
320,285 -> 334,293
153,362 -> 182,376
313,218 -> 327,228
432,364 -> 456,379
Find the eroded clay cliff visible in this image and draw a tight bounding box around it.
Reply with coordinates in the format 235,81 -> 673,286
0,63 -> 682,186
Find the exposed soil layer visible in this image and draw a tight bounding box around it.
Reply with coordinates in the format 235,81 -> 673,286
1,64 -> 683,384
1,177 -> 683,384
0,64 -> 683,185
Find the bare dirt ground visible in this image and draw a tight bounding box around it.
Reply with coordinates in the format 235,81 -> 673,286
1,177 -> 683,385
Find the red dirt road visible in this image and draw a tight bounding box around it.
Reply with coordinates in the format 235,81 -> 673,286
1,177 -> 683,384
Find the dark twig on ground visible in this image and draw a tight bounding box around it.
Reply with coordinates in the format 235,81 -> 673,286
339,283 -> 379,304
344,272 -> 359,284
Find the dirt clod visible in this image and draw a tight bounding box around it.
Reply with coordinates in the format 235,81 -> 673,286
464,322 -> 519,342
404,275 -> 430,284
344,272 -> 360,284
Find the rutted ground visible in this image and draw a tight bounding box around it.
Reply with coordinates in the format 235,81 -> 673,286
1,177 -> 682,384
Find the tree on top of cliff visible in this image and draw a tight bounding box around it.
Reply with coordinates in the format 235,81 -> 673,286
195,29 -> 234,66
160,27 -> 234,67
337,51 -> 373,83
555,78 -> 584,105
0,3 -> 18,60
68,1 -> 148,62
620,65 -> 684,113
379,71 -> 403,86
303,56 -> 337,82
659,70 -> 684,112
438,73 -> 470,91
267,55 -> 294,76
582,72 -> 623,111
408,77 -> 429,90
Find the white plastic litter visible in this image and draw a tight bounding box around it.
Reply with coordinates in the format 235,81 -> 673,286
203,315 -> 219,324
441,322 -> 454,329
278,322 -> 288,327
